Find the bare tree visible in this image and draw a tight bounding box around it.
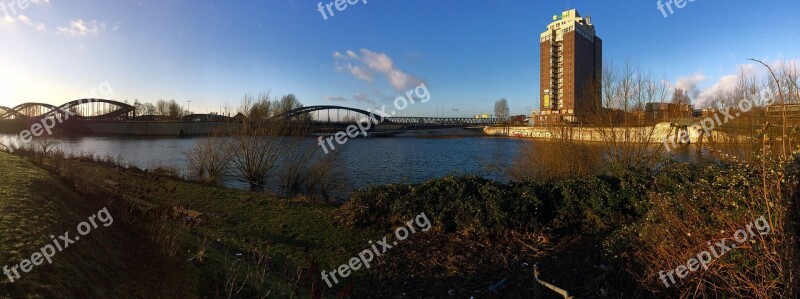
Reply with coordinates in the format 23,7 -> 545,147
226,93 -> 283,189
494,98 -> 510,120
584,59 -> 668,169
156,100 -> 169,116
168,100 -> 184,119
671,88 -> 691,106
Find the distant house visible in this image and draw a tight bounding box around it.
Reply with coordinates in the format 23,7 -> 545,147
765,103 -> 800,118
509,115 -> 528,125
645,103 -> 693,121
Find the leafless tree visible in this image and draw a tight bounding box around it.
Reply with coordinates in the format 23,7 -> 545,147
584,59 -> 668,169
494,98 -> 510,120
226,93 -> 289,190
671,88 -> 691,106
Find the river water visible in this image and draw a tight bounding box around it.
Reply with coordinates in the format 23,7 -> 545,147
49,136 -> 523,192
2,135 -> 708,195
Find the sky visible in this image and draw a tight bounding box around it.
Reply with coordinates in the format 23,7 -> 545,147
0,0 -> 798,117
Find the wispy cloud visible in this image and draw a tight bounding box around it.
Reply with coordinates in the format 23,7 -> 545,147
57,19 -> 106,37
17,15 -> 32,26
333,48 -> 426,91
353,92 -> 376,105
323,95 -> 348,102
673,72 -> 706,100
1,14 -> 45,32
685,59 -> 798,108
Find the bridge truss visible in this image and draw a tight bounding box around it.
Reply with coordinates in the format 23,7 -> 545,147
0,99 -> 135,121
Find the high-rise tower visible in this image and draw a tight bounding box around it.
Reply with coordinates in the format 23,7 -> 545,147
537,9 -> 602,124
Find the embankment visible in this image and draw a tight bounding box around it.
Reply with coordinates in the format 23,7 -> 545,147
84,121 -> 234,137
483,122 -> 753,144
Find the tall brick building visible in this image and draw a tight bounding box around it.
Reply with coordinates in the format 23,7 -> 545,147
537,9 -> 602,125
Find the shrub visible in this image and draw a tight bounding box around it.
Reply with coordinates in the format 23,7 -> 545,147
339,176 -> 544,235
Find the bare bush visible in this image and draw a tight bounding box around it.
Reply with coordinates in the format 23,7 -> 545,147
185,130 -> 230,184
34,134 -> 60,157
507,139 -> 603,182
629,148 -> 797,298
305,149 -> 348,201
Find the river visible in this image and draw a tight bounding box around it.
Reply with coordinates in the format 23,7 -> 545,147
2,135 -> 709,196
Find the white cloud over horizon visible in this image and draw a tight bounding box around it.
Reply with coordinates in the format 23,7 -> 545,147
671,59 -> 799,108
56,19 -> 105,37
333,48 -> 426,92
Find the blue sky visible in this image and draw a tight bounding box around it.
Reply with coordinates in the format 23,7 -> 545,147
0,0 -> 798,117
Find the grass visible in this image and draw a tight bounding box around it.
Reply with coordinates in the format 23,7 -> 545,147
41,153 -> 382,297
0,152 -> 193,298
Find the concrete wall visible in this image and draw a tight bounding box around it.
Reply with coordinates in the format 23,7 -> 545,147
483,123 -> 752,144
85,121 -> 234,136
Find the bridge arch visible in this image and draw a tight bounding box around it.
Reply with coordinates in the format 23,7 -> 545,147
280,105 -> 387,123
0,99 -> 134,120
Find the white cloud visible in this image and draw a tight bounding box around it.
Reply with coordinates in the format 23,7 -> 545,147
333,48 -> 426,91
323,95 -> 347,102
353,92 -> 375,105
57,19 -> 106,37
1,14 -> 16,24
2,14 -> 45,31
360,49 -> 393,73
346,64 -> 374,82
689,59 -> 798,108
17,15 -> 32,26
673,72 -> 706,100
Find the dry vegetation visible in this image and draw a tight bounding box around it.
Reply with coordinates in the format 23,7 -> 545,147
183,93 -> 347,200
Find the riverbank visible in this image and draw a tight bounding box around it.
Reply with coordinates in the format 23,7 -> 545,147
0,152 -> 192,297
2,147 -> 797,297
483,123 -> 754,144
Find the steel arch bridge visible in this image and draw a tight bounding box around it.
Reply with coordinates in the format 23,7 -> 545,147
282,105 -> 504,125
0,99 -> 135,120
280,105 -> 387,123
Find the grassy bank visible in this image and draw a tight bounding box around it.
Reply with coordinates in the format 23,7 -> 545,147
37,152 -> 383,297
0,152 -> 192,298
3,147 -> 798,298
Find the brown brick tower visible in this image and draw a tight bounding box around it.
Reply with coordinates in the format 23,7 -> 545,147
537,9 -> 602,125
